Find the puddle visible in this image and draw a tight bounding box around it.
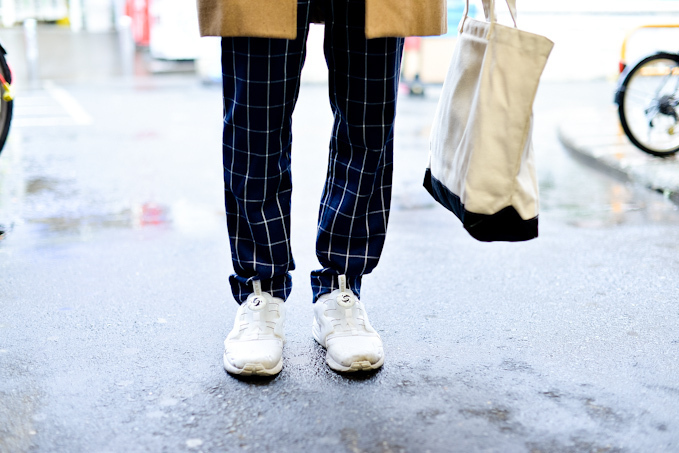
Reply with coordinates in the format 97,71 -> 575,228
540,175 -> 679,228
25,177 -> 63,195
3,160 -> 179,237
537,130 -> 679,228
23,203 -> 175,236
1,169 -> 172,237
4,174 -> 224,241
28,210 -> 135,233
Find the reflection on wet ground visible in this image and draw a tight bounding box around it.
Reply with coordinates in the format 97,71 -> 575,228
2,160 -> 168,234
0,142 -> 184,238
29,210 -> 134,233
25,177 -> 63,195
8,171 -> 675,242
0,78 -> 228,243
14,197 -> 174,234
537,135 -> 679,229
541,179 -> 679,228
0,79 -> 677,245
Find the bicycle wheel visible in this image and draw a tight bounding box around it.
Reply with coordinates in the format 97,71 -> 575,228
618,53 -> 679,157
0,50 -> 13,157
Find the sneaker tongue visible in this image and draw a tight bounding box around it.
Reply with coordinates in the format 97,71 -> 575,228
336,275 -> 356,307
338,275 -> 347,293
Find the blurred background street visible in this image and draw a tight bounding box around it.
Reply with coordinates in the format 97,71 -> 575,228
1,1 -> 679,452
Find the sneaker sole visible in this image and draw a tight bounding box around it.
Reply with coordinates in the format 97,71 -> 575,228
312,320 -> 384,373
326,355 -> 384,372
223,353 -> 283,377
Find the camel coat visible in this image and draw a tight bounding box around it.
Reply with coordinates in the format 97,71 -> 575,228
197,0 -> 447,39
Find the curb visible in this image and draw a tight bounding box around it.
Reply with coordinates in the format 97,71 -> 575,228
557,111 -> 679,206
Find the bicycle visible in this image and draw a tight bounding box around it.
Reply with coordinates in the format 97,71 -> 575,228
614,25 -> 679,157
0,41 -> 13,156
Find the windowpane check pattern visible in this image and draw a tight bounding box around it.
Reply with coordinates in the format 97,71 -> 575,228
221,0 -> 404,304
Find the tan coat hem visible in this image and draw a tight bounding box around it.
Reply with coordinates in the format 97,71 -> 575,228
197,0 -> 447,39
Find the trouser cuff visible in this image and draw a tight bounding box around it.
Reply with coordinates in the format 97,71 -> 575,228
229,273 -> 292,304
311,271 -> 362,303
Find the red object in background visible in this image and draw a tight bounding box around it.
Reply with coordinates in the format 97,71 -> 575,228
126,0 -> 150,46
404,37 -> 421,52
137,203 -> 168,226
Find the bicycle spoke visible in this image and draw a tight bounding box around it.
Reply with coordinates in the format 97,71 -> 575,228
623,88 -> 655,105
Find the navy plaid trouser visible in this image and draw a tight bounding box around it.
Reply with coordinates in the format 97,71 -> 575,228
221,0 -> 404,304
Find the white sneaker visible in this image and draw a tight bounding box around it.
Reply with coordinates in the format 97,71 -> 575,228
312,275 -> 384,372
223,281 -> 285,376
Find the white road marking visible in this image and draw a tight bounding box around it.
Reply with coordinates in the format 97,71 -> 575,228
13,80 -> 93,127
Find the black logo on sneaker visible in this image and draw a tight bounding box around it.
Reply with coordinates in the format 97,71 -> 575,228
337,292 -> 355,307
248,296 -> 266,310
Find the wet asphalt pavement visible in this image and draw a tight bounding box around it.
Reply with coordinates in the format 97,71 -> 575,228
1,71 -> 679,453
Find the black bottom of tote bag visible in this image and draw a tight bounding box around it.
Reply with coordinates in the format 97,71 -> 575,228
423,168 -> 538,242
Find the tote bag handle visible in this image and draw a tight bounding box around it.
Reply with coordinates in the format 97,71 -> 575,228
459,0 -> 518,32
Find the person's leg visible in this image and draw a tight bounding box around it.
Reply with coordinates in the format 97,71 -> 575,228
310,0 -> 404,301
221,1 -> 312,376
222,2 -> 311,304
310,0 -> 404,372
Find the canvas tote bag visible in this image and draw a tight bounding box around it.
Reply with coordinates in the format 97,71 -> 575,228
424,0 -> 553,242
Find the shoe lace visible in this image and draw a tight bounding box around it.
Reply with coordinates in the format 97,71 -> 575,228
239,307 -> 278,337
329,298 -> 366,333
